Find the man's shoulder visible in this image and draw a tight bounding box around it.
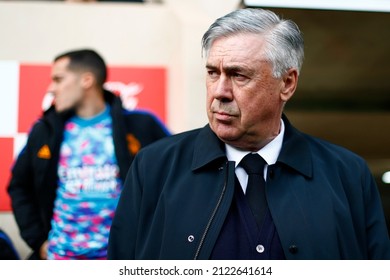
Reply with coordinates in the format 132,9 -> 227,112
138,127 -> 203,153
27,108 -> 56,135
306,132 -> 359,155
122,109 -> 157,118
285,117 -> 364,163
300,131 -> 366,167
121,109 -> 165,125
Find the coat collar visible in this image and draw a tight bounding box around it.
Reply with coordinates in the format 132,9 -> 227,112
191,125 -> 227,171
191,115 -> 313,178
278,115 -> 313,178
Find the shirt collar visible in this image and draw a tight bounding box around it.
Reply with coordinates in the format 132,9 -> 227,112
225,119 -> 285,167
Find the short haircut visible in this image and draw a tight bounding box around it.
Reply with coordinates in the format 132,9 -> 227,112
201,8 -> 304,78
54,49 -> 107,87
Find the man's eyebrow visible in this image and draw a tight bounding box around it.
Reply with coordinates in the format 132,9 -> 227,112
206,64 -> 254,77
205,63 -> 218,70
225,66 -> 246,73
206,64 -> 244,71
51,74 -> 62,81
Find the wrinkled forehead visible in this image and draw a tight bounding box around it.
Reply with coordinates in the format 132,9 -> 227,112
207,34 -> 269,66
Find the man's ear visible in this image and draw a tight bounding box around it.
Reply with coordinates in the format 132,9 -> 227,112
81,72 -> 95,89
280,68 -> 298,102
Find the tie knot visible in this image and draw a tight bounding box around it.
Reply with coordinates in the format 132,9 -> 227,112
240,153 -> 266,175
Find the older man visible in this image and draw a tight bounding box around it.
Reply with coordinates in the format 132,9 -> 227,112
108,8 -> 390,260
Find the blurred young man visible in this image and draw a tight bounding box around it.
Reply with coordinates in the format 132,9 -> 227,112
8,49 -> 170,259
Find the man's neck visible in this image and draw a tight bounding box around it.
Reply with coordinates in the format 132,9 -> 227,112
76,90 -> 106,118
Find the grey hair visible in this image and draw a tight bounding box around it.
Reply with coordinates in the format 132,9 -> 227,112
201,8 -> 304,78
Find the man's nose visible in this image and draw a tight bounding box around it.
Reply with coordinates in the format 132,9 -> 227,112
214,75 -> 233,101
47,82 -> 54,93
47,81 -> 57,95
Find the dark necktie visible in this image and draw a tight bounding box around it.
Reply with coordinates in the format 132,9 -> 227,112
240,153 -> 267,227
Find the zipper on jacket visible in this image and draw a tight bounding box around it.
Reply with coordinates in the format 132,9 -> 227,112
193,161 -> 230,259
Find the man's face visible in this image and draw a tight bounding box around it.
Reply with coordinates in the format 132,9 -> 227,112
206,33 -> 293,151
48,57 -> 84,113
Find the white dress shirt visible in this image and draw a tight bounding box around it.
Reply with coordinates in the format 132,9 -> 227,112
225,119 -> 285,194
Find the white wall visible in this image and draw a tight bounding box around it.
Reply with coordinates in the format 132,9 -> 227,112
0,0 -> 241,259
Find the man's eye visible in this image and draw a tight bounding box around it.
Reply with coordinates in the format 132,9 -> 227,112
232,73 -> 247,81
208,70 -> 219,77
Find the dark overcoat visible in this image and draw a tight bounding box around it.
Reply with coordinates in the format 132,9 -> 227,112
7,91 -> 170,259
108,116 -> 390,259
